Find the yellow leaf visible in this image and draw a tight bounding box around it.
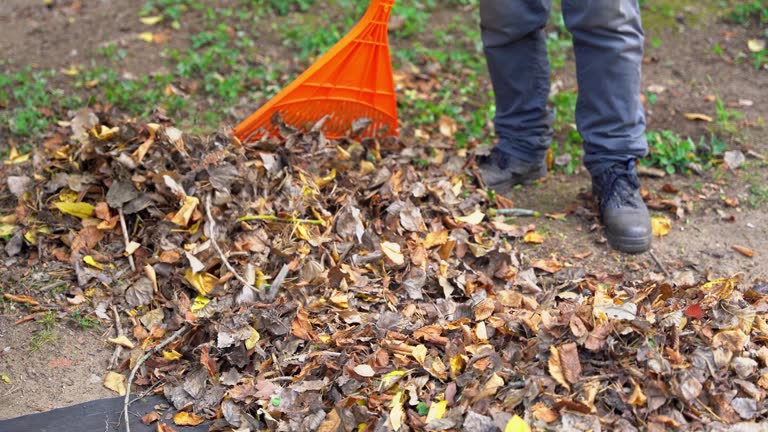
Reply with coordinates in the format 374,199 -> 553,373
0,215 -> 16,224
683,113 -> 713,122
140,15 -> 164,25
163,350 -> 183,361
0,224 -> 16,236
315,169 -> 337,188
92,125 -> 120,140
449,354 -> 466,379
651,216 -> 671,237
294,223 -> 310,240
184,269 -> 218,295
381,241 -> 405,265
173,412 -> 205,426
425,400 -> 447,423
108,335 -> 135,349
171,195 -> 199,226
412,344 -> 427,366
244,326 -> 260,350
389,391 -> 404,431
55,201 -> 95,219
83,255 -> 105,270
190,295 -> 210,312
455,209 -> 485,225
504,415 -> 531,432
423,230 -> 448,249
748,39 -> 766,53
139,32 -> 155,43
523,231 -> 545,244
61,65 -> 80,76
103,371 -> 126,395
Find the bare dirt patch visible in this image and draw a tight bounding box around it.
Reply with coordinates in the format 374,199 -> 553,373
0,312 -> 114,420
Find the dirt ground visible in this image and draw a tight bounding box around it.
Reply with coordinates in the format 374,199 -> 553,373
1,0 -> 767,421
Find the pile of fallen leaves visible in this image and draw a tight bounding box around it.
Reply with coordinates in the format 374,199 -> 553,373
2,110 -> 768,432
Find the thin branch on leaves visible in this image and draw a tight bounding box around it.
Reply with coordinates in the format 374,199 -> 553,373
205,194 -> 258,293
123,323 -> 191,432
239,214 -> 324,225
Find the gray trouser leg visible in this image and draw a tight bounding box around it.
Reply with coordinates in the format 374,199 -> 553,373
479,0 -> 553,164
480,0 -> 648,175
563,0 -> 648,176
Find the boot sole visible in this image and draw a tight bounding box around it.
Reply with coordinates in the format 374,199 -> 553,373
607,234 -> 651,255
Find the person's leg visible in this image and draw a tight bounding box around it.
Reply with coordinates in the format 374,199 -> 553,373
478,0 -> 553,191
563,0 -> 651,254
562,0 -> 647,175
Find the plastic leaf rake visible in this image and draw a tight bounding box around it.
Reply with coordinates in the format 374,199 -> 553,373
234,0 -> 398,142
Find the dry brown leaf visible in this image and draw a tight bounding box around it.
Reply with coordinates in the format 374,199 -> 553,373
423,230 -> 449,249
683,113 -> 713,122
412,344 -> 427,366
103,371 -> 126,395
559,342 -> 582,385
438,115 -> 458,137
628,382 -> 647,406
3,293 -> 40,306
732,245 -> 755,257
353,364 -> 376,377
474,298 -> 495,321
530,259 -> 564,273
108,335 -> 135,349
141,411 -> 160,425
548,346 -> 570,391
532,402 -> 559,423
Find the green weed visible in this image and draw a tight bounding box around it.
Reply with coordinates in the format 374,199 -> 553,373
643,130 -> 697,174
68,311 -> 101,330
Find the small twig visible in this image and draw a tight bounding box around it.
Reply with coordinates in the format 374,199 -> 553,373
205,194 -> 258,293
38,280 -> 69,292
649,249 -> 672,279
244,214 -> 324,225
118,208 -> 136,272
123,323 -> 191,432
108,305 -> 124,370
488,208 -> 540,218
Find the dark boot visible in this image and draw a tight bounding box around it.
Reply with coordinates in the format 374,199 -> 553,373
477,148 -> 547,193
592,160 -> 651,254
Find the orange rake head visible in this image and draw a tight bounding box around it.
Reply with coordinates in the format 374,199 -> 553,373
234,0 -> 398,142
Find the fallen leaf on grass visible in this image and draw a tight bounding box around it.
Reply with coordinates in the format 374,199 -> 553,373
173,412 -> 205,426
3,294 -> 40,306
732,245 -> 755,257
103,371 -> 126,395
140,15 -> 163,25
748,39 -> 766,52
651,216 -> 671,237
523,231 -> 544,244
683,113 -> 713,122
531,259 -> 564,273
